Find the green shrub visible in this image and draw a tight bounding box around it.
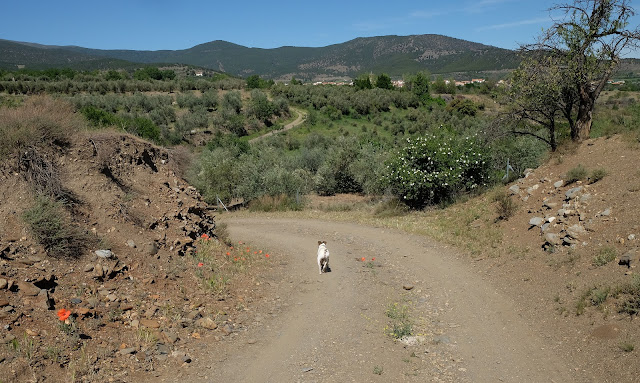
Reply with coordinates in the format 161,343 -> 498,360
126,117 -> 161,142
565,164 -> 588,184
312,139 -> 363,196
22,196 -> 89,258
592,246 -> 617,266
615,275 -> 640,316
590,287 -> 610,306
190,147 -> 241,204
447,98 -> 478,116
80,106 -> 118,127
385,302 -> 412,339
589,168 -> 607,184
619,341 -> 635,352
492,190 -> 517,220
384,133 -> 490,208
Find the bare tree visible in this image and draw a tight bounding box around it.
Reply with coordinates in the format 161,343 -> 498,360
521,0 -> 640,142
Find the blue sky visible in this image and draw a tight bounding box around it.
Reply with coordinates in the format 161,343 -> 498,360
2,0 -> 639,57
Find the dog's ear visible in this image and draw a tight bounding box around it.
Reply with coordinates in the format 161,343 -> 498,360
318,240 -> 322,246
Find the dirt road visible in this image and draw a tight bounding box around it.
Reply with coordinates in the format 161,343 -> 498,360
172,217 -> 577,382
249,108 -> 306,144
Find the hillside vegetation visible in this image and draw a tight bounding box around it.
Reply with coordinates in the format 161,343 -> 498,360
0,35 -> 520,81
1,63 -> 640,381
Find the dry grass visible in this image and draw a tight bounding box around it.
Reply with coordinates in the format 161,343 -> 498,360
0,95 -> 83,159
22,196 -> 91,258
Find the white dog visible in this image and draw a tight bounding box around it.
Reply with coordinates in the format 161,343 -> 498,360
317,240 -> 330,274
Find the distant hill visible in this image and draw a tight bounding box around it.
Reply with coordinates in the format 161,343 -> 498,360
0,39 -> 139,71
2,34 -> 522,80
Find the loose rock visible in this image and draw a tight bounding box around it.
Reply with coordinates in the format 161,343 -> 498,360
18,282 -> 41,296
565,186 -> 583,200
95,250 -> 113,259
529,217 -> 544,227
195,317 -> 218,330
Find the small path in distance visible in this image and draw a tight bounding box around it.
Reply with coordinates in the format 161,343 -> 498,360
249,107 -> 306,144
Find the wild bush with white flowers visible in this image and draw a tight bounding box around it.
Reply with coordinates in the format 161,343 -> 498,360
385,133 -> 489,208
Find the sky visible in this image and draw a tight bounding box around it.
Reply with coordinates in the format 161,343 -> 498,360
2,0 -> 640,57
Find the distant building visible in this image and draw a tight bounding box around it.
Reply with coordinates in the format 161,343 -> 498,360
195,71 -> 204,77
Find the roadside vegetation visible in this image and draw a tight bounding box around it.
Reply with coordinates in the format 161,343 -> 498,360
1,2 -> 640,323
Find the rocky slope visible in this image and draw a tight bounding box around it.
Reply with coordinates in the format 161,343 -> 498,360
0,131 -> 268,382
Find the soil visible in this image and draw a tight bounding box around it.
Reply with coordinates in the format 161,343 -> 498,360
1,132 -> 639,382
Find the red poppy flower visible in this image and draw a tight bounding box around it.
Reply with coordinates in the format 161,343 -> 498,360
197,262 -> 204,267
57,308 -> 71,321
201,234 -> 209,240
372,258 -> 376,261
361,257 -> 366,262
265,254 -> 270,258
226,252 -> 231,256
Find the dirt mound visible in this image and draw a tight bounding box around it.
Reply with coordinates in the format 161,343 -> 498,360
0,132 -> 260,382
486,136 -> 640,381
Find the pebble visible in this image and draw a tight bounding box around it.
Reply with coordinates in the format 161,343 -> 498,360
529,217 -> 544,227
221,324 -> 233,335
25,329 -> 39,336
565,186 -> 583,200
18,282 -> 41,296
162,331 -> 178,344
120,347 -> 136,355
195,317 -> 218,330
140,319 -> 161,328
95,250 -> 113,259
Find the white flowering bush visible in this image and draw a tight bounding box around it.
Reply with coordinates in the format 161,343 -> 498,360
385,134 -> 489,208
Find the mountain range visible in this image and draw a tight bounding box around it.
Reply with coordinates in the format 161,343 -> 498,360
1,34 -> 522,81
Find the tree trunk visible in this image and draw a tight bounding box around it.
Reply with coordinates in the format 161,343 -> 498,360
573,90 -> 595,142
